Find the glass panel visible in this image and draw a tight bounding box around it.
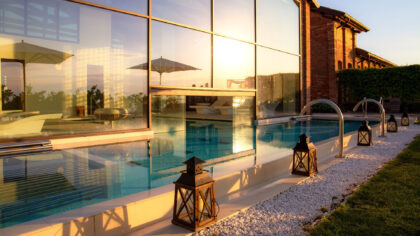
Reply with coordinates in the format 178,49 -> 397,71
0,0 -> 148,139
152,0 -> 210,30
151,21 -> 211,87
257,47 -> 300,119
0,0 -> 79,42
257,0 -> 299,54
213,36 -> 255,89
214,0 -> 255,41
1,60 -> 24,110
84,0 -> 147,15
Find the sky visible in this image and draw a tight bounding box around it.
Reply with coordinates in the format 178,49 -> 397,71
317,0 -> 420,66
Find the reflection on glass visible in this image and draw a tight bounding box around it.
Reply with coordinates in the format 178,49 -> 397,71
151,21 -> 211,87
257,0 -> 299,54
214,0 -> 255,41
1,60 -> 24,110
152,0 -> 210,30
213,36 -> 255,89
0,0 -> 148,139
0,0 -> 79,42
152,95 -> 186,133
84,0 -> 147,15
257,47 -> 300,119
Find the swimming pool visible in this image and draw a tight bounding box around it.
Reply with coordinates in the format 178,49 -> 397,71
0,119 -> 376,228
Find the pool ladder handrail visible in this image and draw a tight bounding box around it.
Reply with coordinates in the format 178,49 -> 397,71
299,99 -> 345,158
353,97 -> 386,137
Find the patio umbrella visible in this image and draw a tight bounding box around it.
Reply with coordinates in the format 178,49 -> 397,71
0,40 -> 73,111
129,56 -> 200,85
0,40 -> 73,64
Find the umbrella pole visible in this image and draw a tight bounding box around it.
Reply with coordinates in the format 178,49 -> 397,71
159,73 -> 162,85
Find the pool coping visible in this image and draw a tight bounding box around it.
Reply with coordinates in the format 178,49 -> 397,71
0,122 -> 382,236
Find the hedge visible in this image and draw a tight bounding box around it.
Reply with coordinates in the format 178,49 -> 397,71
338,65 -> 420,112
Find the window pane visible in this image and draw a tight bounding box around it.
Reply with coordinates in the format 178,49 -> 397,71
151,21 -> 211,87
0,0 -> 80,42
213,36 -> 255,89
257,0 -> 299,54
214,0 -> 255,41
1,60 -> 24,110
84,0 -> 147,15
257,47 -> 300,119
152,0 -> 210,30
0,0 -> 148,139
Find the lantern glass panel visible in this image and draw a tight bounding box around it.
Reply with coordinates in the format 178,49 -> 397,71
402,118 -> 409,126
358,131 -> 369,144
294,151 -> 309,172
388,122 -> 396,132
175,188 -> 194,224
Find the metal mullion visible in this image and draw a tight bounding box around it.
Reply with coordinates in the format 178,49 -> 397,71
66,0 -> 149,19
211,0 -> 214,88
148,0 -> 152,129
254,0 -> 258,120
151,16 -> 212,35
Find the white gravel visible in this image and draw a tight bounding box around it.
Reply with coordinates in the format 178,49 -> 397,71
197,125 -> 420,236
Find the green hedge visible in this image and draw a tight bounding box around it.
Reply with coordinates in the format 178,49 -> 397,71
338,65 -> 420,112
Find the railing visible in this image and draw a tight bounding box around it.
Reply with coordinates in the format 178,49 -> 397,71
299,99 -> 345,158
353,97 -> 386,137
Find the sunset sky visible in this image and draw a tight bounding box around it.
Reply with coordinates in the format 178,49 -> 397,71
317,0 -> 420,66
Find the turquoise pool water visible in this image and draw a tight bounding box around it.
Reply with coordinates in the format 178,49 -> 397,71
0,120 -> 376,228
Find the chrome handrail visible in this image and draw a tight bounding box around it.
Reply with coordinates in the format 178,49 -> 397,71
299,99 -> 345,158
353,98 -> 386,137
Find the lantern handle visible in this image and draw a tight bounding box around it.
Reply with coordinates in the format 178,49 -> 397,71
300,99 -> 345,158
353,98 -> 386,137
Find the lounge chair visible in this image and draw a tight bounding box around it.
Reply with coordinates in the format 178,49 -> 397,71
190,97 -> 232,115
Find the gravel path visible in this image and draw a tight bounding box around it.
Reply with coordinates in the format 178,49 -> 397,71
197,125 -> 420,236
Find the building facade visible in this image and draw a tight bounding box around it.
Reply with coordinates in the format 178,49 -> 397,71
309,6 -> 395,103
0,0 -> 321,146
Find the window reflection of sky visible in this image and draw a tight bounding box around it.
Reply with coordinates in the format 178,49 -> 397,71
214,0 -> 255,42
213,36 -> 255,89
257,0 -> 300,54
85,0 -> 148,15
152,0 -> 211,30
151,21 -> 211,87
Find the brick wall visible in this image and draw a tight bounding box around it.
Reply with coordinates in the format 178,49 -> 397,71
301,0 -> 312,109
310,11 -> 358,103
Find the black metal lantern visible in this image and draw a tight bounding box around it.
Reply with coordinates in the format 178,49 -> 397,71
292,134 -> 318,176
172,156 -> 217,232
358,120 -> 372,146
401,112 -> 410,126
387,114 -> 398,132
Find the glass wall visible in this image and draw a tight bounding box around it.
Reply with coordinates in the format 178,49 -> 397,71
213,36 -> 255,89
84,0 -> 148,15
152,0 -> 210,30
0,0 -> 302,140
0,0 -> 148,139
214,0 -> 255,42
257,0 -> 300,54
151,21 -> 211,87
257,47 -> 300,119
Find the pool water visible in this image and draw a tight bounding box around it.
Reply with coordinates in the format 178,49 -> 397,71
0,120 -> 376,228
